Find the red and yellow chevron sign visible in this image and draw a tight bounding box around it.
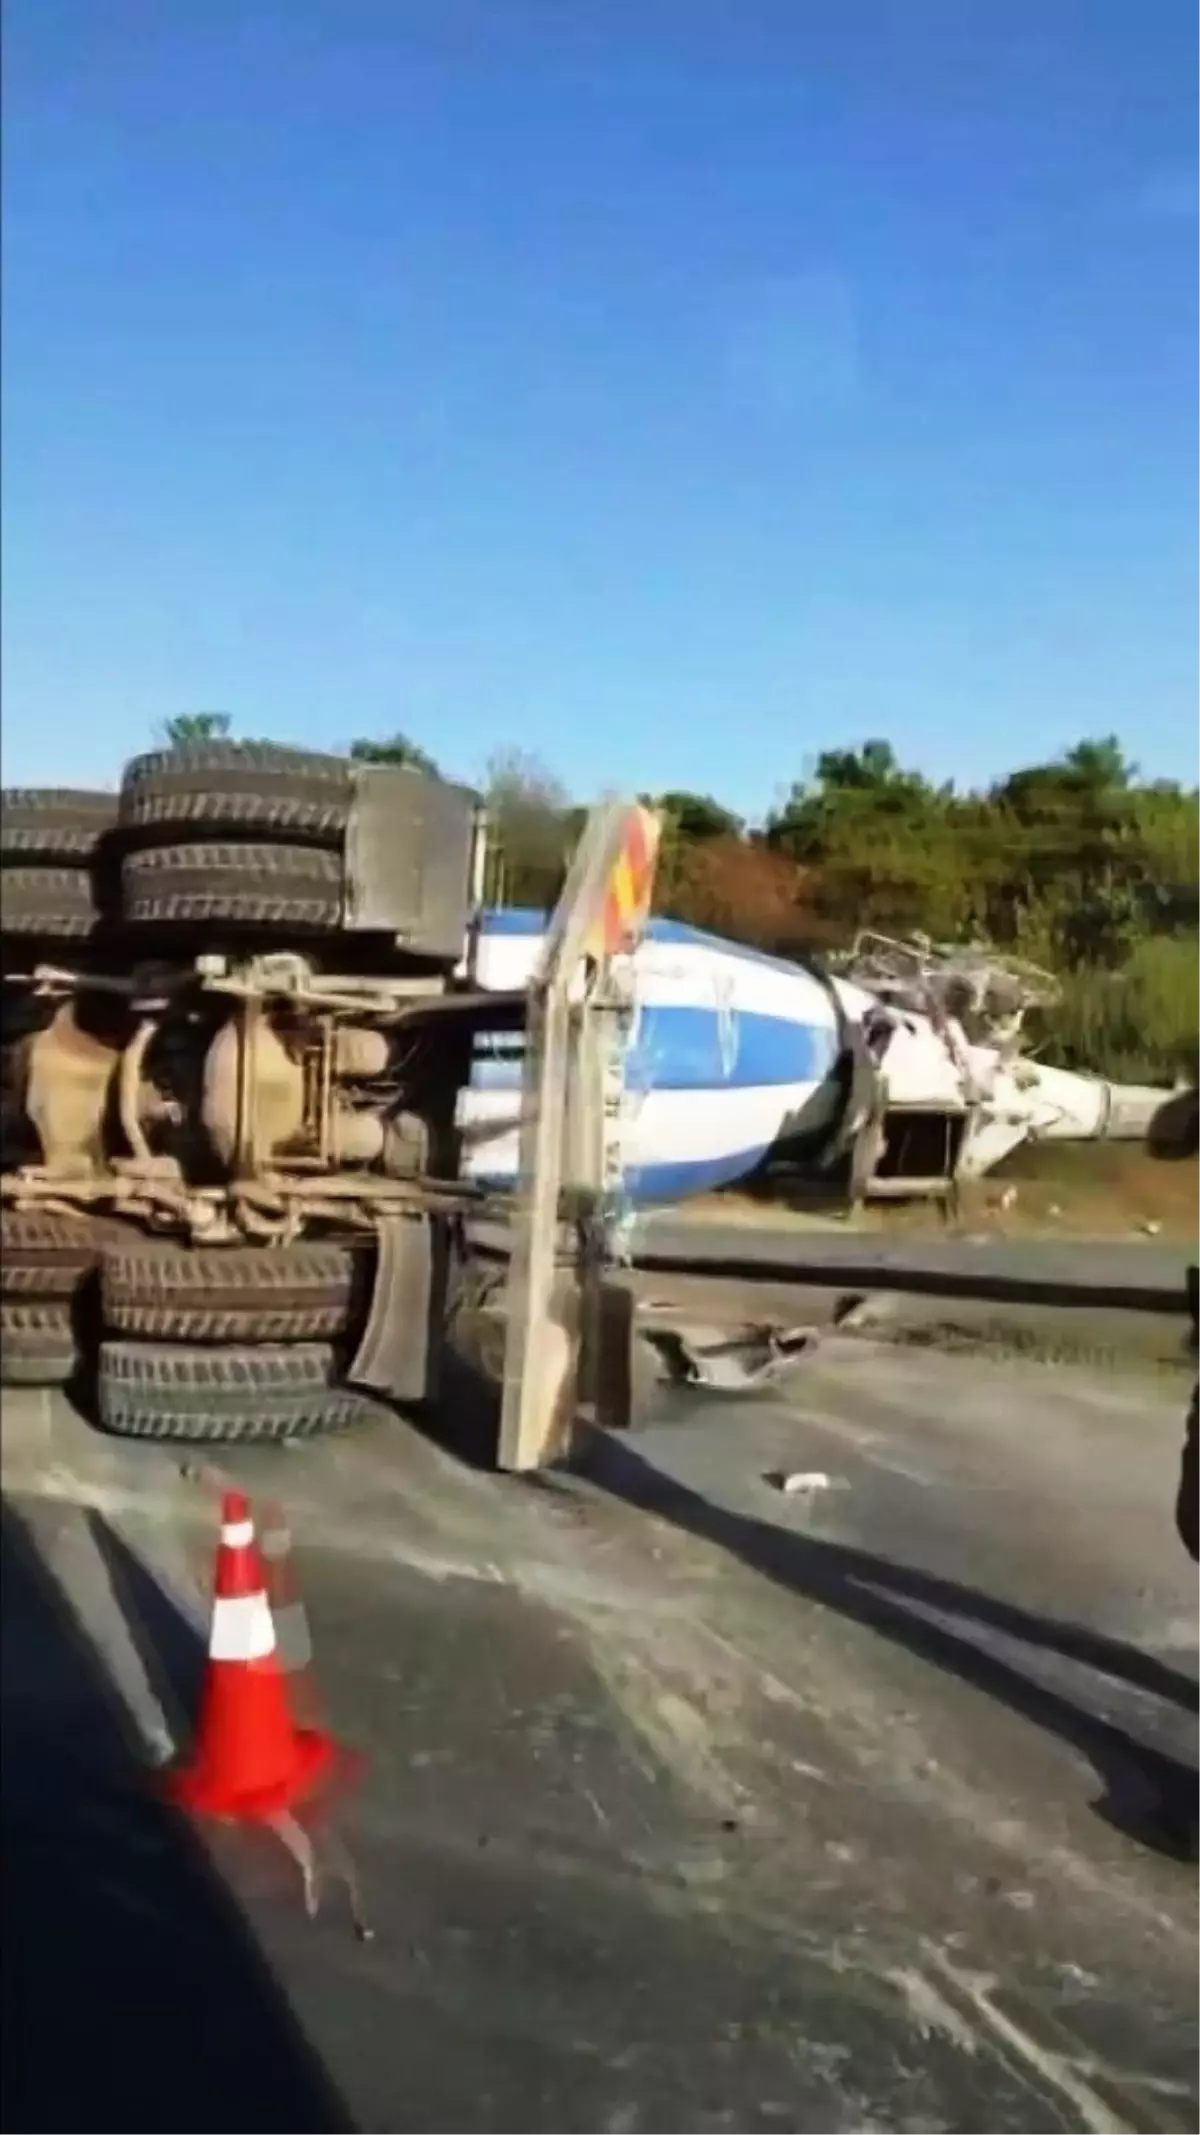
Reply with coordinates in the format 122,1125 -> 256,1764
586,804 -> 661,961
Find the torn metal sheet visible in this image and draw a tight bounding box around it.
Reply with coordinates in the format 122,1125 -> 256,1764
641,1321 -> 819,1393
638,1290 -> 866,1394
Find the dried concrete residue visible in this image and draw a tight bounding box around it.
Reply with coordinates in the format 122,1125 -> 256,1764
19,1464 -> 510,1593
578,1629 -> 751,1829
885,1965 -> 981,2059
892,1955 -> 1170,2135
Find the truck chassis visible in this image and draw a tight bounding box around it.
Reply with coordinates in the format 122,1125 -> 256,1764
1,743 -> 654,1465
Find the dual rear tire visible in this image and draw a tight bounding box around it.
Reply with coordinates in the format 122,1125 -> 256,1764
96,1339 -> 384,1445
117,743 -> 351,932
0,1218 -> 385,1444
93,1239 -> 382,1444
2,744 -> 356,937
1,789 -> 117,938
0,1210 -> 104,1388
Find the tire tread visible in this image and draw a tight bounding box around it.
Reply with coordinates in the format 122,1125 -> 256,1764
1,787 -> 118,861
96,1337 -> 385,1442
121,841 -> 342,929
0,1209 -> 103,1296
2,866 -> 97,937
120,744 -> 352,842
1,1299 -> 77,1385
101,1241 -> 358,1341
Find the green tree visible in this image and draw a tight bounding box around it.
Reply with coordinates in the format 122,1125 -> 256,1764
649,790 -> 745,908
348,732 -> 441,776
802,739 -> 922,798
990,736 -> 1149,967
653,790 -> 743,842
765,741 -> 973,942
159,711 -> 232,746
1128,782 -> 1200,933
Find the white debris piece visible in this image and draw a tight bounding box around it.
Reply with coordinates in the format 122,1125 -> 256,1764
779,1470 -> 833,1495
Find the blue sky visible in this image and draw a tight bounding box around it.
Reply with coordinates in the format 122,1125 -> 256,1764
4,0 -> 1196,816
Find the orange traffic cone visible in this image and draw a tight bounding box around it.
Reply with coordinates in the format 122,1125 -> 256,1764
166,1491 -> 338,1824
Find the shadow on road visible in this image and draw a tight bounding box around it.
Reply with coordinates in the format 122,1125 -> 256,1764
0,1497 -> 353,2135
577,1431 -> 1200,1862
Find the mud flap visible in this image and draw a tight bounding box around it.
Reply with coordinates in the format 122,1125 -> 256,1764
578,1278 -> 650,1432
349,1212 -> 448,1405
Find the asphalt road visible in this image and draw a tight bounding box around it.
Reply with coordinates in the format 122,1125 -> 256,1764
2,1339 -> 1197,2134
635,1213 -> 1193,1312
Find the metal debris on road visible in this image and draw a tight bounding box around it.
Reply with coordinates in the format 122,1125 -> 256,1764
641,1321 -> 817,1393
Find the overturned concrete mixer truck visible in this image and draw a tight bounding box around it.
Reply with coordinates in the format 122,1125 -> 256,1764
0,740 -> 1180,1445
